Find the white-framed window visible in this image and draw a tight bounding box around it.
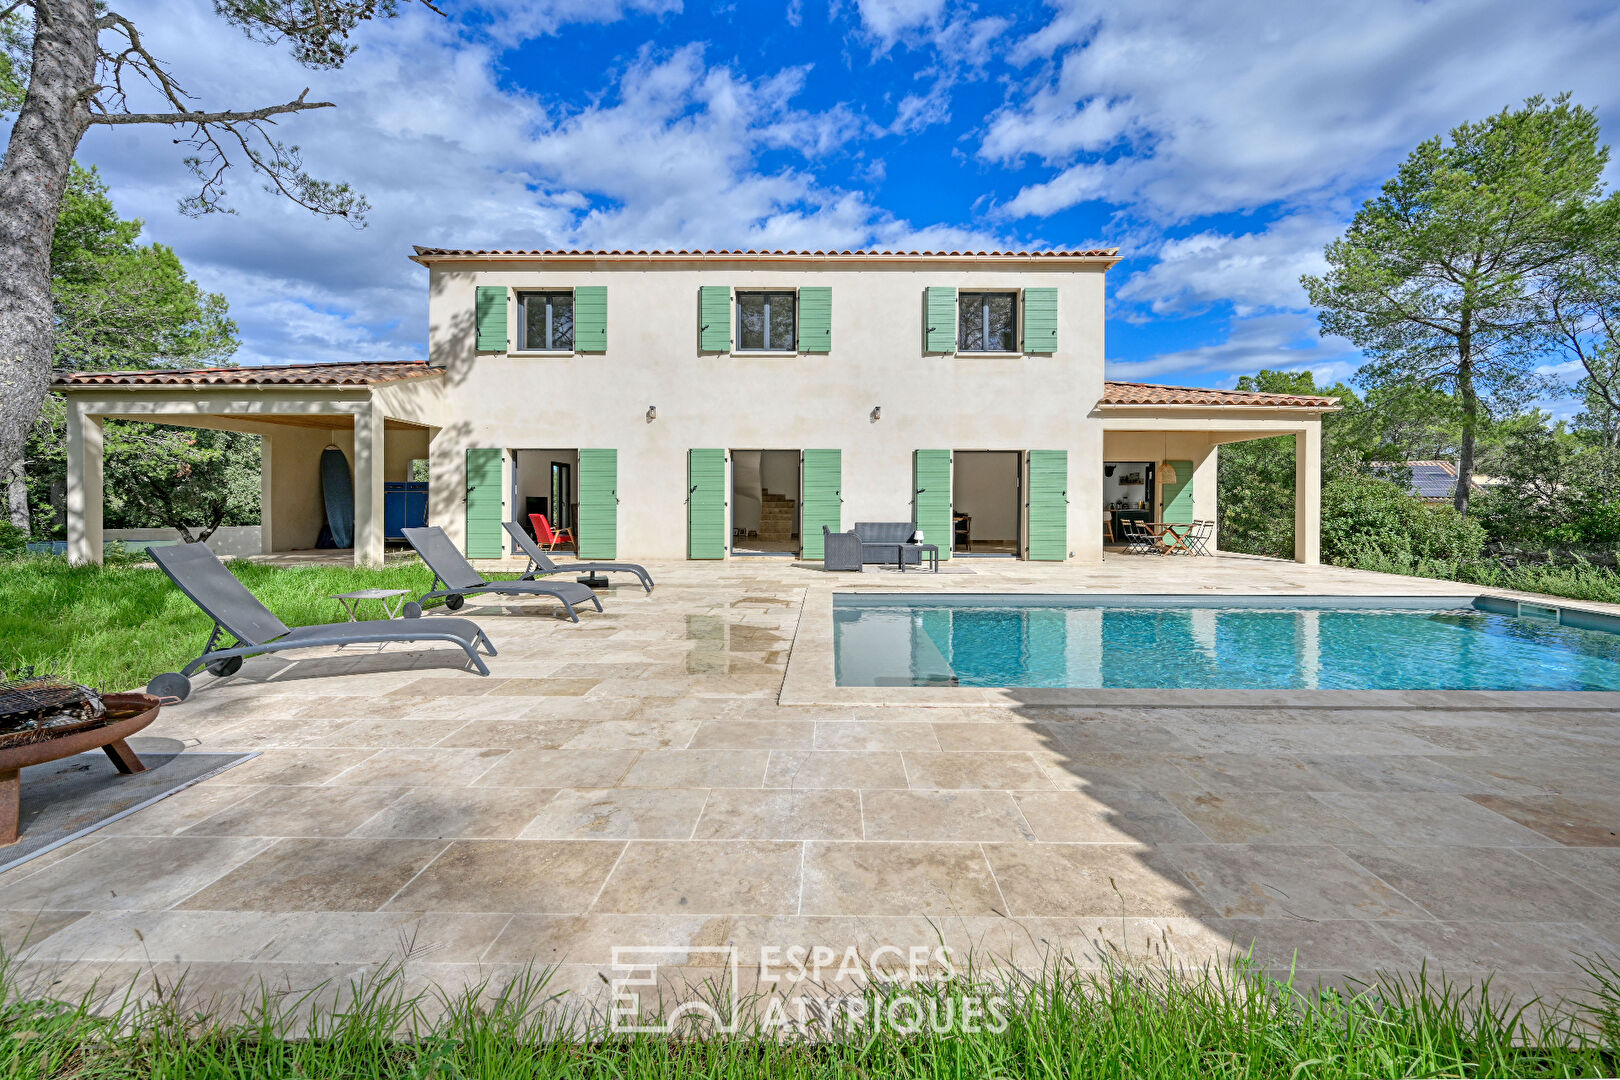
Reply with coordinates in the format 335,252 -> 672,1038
736,290 -> 797,352
957,291 -> 1018,353
518,290 -> 575,351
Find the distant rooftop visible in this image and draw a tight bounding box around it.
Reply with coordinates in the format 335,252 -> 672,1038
54,360 -> 438,388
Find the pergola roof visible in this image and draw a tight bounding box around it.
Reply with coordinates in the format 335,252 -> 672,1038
53,361 -> 439,389
1099,381 -> 1341,409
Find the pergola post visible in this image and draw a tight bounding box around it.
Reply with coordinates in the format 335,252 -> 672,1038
258,434 -> 276,554
66,404 -> 104,566
1294,422 -> 1321,565
353,401 -> 386,567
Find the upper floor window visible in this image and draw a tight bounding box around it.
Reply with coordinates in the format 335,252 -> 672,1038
519,291 -> 574,351
737,291 -> 796,352
958,291 -> 1017,353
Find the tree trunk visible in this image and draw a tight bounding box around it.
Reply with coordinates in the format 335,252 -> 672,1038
1454,337 -> 1477,517
5,461 -> 26,533
0,1 -> 98,483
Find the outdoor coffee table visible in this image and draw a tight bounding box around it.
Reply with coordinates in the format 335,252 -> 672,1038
331,588 -> 411,621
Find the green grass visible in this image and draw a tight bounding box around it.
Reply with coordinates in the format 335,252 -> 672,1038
1,951 -> 1616,1078
1341,550 -> 1620,605
0,554 -> 444,691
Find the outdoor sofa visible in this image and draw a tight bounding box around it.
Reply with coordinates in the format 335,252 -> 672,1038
854,521 -> 923,569
145,542 -> 497,701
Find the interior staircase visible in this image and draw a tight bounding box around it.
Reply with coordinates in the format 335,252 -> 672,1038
758,490 -> 797,543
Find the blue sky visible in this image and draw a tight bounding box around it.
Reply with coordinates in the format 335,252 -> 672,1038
76,0 -> 1620,401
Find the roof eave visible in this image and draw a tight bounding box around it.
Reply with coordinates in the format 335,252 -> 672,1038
1096,402 -> 1342,413
409,250 -> 1123,270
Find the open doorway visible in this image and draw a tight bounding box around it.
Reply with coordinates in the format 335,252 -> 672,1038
731,449 -> 800,555
512,448 -> 577,553
1103,461 -> 1155,549
952,451 -> 1020,556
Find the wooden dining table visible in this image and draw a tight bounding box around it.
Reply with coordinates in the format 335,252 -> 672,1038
1144,522 -> 1196,554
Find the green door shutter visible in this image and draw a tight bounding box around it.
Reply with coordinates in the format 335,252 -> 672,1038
464,448 -> 504,558
475,286 -> 507,352
699,286 -> 731,351
687,448 -> 726,559
577,448 -> 618,559
924,287 -> 956,353
799,449 -> 842,559
1023,288 -> 1058,353
798,287 -> 831,353
1161,460 -> 1195,524
912,449 -> 952,561
1026,449 -> 1068,561
574,286 -> 607,351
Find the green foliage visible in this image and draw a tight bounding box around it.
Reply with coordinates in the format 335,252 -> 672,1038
0,948 -> 1614,1079
0,557 -> 437,689
1321,471 -> 1486,567
0,522 -> 26,558
1303,94 -> 1618,512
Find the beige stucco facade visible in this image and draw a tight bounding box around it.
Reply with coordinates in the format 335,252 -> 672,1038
54,249 -> 1334,567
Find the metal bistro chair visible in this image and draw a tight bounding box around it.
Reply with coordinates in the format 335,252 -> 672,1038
1187,520 -> 1215,556
1123,520 -> 1158,555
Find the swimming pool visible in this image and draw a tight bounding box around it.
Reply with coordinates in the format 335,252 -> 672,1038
831,594 -> 1620,691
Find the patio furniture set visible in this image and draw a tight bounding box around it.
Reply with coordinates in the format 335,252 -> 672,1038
822,522 -> 940,573
1119,519 -> 1214,556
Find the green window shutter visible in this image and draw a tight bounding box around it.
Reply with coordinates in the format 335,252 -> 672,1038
1161,460 -> 1195,525
798,287 -> 831,353
687,448 -> 726,559
925,287 -> 956,353
474,286 -> 508,352
799,449 -> 842,559
912,449 -> 952,561
574,286 -> 607,351
699,286 -> 731,351
576,448 -> 618,559
1026,449 -> 1068,561
1023,288 -> 1058,353
464,448 -> 504,558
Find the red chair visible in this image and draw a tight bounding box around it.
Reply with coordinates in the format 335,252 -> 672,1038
529,513 -> 575,552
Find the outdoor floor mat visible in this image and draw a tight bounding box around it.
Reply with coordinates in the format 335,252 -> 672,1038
0,739 -> 257,873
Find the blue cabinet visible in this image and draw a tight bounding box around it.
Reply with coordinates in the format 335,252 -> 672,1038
384,482 -> 428,539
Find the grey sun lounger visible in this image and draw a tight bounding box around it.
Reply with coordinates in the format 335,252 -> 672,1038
501,520 -> 654,593
145,542 -> 497,701
402,526 -> 603,622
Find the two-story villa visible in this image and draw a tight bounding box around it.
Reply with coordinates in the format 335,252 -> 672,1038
55,248 -> 1340,566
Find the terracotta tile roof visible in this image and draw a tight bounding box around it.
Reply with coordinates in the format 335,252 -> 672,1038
412,246 -> 1120,261
1100,381 -> 1342,409
54,360 -> 441,389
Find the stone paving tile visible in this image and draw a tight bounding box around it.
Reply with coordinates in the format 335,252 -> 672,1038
620,750 -> 770,788
182,785 -> 408,838
348,787 -> 554,839
1314,793 -> 1560,847
385,840 -> 624,913
1340,845 -> 1619,923
1171,753 -> 1350,794
813,721 -> 941,751
217,749 -> 375,787
1292,754 -> 1509,794
176,838 -> 447,912
0,910 -> 89,954
1465,794 -> 1620,846
0,836 -> 275,912
483,913 -> 731,965
487,678 -> 602,697
1212,917 -> 1415,970
99,782 -> 266,837
860,790 -> 1036,841
763,751 -> 906,789
1013,790 -> 1209,844
475,749 -> 641,788
593,841 -> 801,915
436,716 -> 590,749
1162,844 -> 1431,921
327,748 -> 511,787
1517,848 -> 1620,897
1370,919 -> 1620,974
688,720 -> 815,750
691,789 -> 862,841
519,788 -> 709,840
558,719 -> 701,750
1166,792 -> 1379,846
902,752 -> 1055,790
800,842 -> 1004,916
982,843 -> 1214,919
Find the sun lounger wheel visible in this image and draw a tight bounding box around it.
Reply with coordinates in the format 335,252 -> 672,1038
205,656 -> 244,678
402,601 -> 423,619
146,672 -> 192,703
444,594 -> 465,611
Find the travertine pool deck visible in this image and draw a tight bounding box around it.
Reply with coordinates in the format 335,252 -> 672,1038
3,553 -> 1617,1020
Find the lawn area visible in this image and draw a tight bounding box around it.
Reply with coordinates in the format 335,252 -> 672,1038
2,955 -> 1616,1079
0,555 -> 443,691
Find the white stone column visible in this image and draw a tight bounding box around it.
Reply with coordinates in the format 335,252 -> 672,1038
66,404 -> 104,565
1294,423 -> 1321,565
258,434 -> 276,554
353,401 -> 386,567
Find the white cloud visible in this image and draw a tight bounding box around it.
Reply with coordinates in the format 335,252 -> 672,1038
854,0 -> 949,45
1106,313 -> 1357,384
986,0 -> 1620,222
1113,214 -> 1337,318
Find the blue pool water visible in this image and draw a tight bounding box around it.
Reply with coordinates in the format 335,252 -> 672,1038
832,595 -> 1620,690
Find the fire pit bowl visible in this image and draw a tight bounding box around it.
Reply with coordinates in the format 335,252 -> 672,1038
0,692 -> 161,847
